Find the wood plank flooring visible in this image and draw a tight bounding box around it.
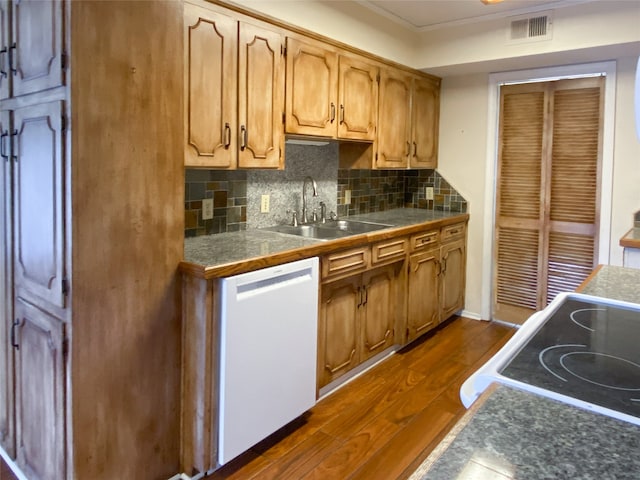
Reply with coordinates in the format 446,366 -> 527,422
207,316 -> 515,480
0,316 -> 514,479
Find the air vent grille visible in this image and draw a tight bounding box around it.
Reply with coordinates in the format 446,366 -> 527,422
508,11 -> 552,43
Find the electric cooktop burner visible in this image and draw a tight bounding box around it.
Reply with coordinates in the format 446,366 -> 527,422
501,298 -> 640,419
460,292 -> 640,426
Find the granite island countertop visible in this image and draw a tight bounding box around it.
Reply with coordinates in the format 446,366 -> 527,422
412,264 -> 640,479
181,208 -> 468,279
411,385 -> 640,480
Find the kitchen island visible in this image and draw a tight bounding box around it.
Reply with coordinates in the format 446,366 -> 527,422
410,264 -> 640,479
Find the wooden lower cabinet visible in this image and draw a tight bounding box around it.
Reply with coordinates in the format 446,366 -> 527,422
407,247 -> 440,343
441,238 -> 466,320
318,262 -> 403,388
13,298 -> 66,480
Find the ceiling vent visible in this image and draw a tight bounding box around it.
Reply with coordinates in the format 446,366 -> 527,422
507,11 -> 553,44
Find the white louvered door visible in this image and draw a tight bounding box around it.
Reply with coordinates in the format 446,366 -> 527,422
494,77 -> 603,324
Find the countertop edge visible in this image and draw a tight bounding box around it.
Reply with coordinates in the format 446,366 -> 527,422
620,227 -> 640,248
180,212 -> 469,280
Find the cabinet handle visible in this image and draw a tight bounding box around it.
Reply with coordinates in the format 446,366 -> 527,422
436,260 -> 442,276
357,286 -> 362,307
223,122 -> 231,148
413,142 -> 417,157
330,103 -> 336,123
362,286 -> 368,306
0,130 -> 8,161
405,141 -> 410,157
9,42 -> 16,75
0,47 -> 7,78
11,319 -> 19,350
10,129 -> 16,162
339,104 -> 344,124
441,257 -> 447,275
240,125 -> 247,150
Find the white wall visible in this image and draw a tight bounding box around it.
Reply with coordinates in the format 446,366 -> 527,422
438,56 -> 640,319
229,0 -> 419,66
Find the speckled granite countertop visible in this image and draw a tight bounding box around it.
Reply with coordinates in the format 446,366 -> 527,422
181,208 -> 467,279
620,227 -> 640,249
412,265 -> 640,479
578,264 -> 640,304
411,385 -> 640,480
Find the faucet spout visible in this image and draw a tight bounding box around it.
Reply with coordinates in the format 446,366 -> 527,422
302,176 -> 318,224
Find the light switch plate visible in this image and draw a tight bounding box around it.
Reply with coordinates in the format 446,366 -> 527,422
426,187 -> 434,200
202,198 -> 214,220
261,194 -> 270,213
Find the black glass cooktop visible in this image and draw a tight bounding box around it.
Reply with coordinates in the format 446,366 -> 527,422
501,298 -> 640,419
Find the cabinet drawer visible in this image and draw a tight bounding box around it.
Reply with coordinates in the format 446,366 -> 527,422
410,230 -> 439,252
371,237 -> 407,265
441,223 -> 465,242
322,247 -> 370,279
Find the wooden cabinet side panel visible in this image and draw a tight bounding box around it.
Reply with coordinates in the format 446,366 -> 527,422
285,37 -> 337,137
0,1 -> 10,99
0,112 -> 13,457
181,276 -> 218,475
410,77 -> 439,169
318,277 -> 360,388
14,299 -> 65,480
184,5 -> 237,168
238,22 -> 284,169
13,101 -> 65,310
376,69 -> 411,168
407,248 -> 440,342
13,0 -> 64,97
338,55 -> 378,141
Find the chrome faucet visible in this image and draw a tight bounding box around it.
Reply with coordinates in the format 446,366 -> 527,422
301,176 -> 318,224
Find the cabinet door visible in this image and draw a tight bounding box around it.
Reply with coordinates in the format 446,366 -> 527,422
14,298 -> 66,480
238,22 -> 284,168
184,4 -> 237,167
441,239 -> 466,321
12,0 -> 64,97
0,1 -> 10,99
0,110 -> 13,457
285,37 -> 338,137
318,276 -> 360,388
410,77 -> 439,169
360,263 -> 400,362
13,101 -> 66,309
337,56 -> 377,141
407,248 -> 440,342
376,68 -> 411,168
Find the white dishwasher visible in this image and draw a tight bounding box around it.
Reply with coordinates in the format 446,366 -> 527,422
218,257 -> 319,466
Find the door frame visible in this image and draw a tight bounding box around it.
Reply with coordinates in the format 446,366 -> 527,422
481,61 -> 617,320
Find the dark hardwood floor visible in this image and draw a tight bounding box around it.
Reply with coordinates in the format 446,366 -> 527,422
207,316 -> 515,480
0,316 -> 514,480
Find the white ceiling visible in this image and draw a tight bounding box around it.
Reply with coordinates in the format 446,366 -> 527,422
359,0 -> 592,31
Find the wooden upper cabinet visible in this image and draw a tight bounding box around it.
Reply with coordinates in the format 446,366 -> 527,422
410,77 -> 439,169
11,0 -> 65,98
184,4 -> 237,168
337,55 -> 378,141
184,4 -> 284,169
377,70 -> 440,169
14,298 -> 66,480
285,37 -> 338,137
376,68 -> 412,168
237,21 -> 284,169
13,101 -> 66,310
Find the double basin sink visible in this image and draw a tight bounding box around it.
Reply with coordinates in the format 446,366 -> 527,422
263,219 -> 393,241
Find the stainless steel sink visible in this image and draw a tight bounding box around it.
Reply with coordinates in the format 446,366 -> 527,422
262,219 -> 392,241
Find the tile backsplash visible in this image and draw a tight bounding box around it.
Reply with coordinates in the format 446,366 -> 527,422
185,143 -> 467,237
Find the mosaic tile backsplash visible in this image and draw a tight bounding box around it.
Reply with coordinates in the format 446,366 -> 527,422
185,143 -> 467,237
